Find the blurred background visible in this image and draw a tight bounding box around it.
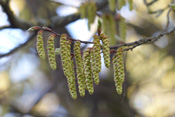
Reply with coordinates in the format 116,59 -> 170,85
0,0 -> 175,116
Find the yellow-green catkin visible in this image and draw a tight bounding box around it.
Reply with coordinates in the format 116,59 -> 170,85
119,16 -> 126,41
128,0 -> 133,10
80,3 -> 87,19
69,58 -> 77,99
90,48 -> 99,85
102,15 -> 108,34
108,14 -> 117,45
108,0 -> 116,12
74,41 -> 86,97
112,47 -> 125,94
93,35 -> 101,73
100,33 -> 110,68
60,34 -> 77,99
87,1 -> 97,30
118,0 -> 126,10
36,30 -> 45,59
83,48 -> 94,94
47,34 -> 57,70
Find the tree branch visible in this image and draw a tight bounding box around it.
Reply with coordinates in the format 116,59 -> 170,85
110,27 -> 175,51
0,32 -> 36,58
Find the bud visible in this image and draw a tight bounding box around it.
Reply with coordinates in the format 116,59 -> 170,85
28,26 -> 41,32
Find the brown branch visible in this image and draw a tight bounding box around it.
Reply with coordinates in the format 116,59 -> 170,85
110,26 -> 175,51
0,0 -> 31,30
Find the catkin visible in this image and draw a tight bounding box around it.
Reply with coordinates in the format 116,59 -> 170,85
74,41 -> 86,97
87,2 -> 97,29
108,0 -> 116,12
119,16 -> 126,41
108,14 -> 117,45
36,30 -> 45,59
93,35 -> 101,73
47,34 -> 57,70
60,34 -> 77,99
102,15 -> 108,34
101,33 -> 110,68
118,0 -> 126,10
83,48 -> 94,94
80,3 -> 87,19
112,47 -> 125,94
128,0 -> 133,10
90,48 -> 99,85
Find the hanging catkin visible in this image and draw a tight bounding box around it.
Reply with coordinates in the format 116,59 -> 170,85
108,0 -> 116,12
118,0 -> 126,10
108,14 -> 117,45
83,48 -> 94,94
80,3 -> 87,19
60,34 -> 77,99
102,14 -> 108,34
93,35 -> 101,73
128,0 -> 133,10
119,16 -> 126,41
74,41 -> 86,97
47,34 -> 57,70
36,30 -> 45,59
90,48 -> 99,85
101,33 -> 110,68
87,1 -> 97,29
112,47 -> 125,94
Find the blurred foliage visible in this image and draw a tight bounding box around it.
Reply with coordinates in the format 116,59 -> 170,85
0,0 -> 175,117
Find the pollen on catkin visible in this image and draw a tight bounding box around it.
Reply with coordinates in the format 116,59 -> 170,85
83,48 -> 94,94
93,35 -> 101,73
108,0 -> 116,12
90,48 -> 99,85
118,0 -> 126,10
36,30 -> 45,59
60,34 -> 77,99
74,41 -> 86,97
112,47 -> 125,95
119,16 -> 126,41
100,33 -> 110,68
47,34 -> 57,70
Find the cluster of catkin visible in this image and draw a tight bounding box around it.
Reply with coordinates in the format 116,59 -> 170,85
80,1 -> 97,29
108,0 -> 133,11
29,25 -> 126,99
36,30 -> 57,71
59,33 -> 110,99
